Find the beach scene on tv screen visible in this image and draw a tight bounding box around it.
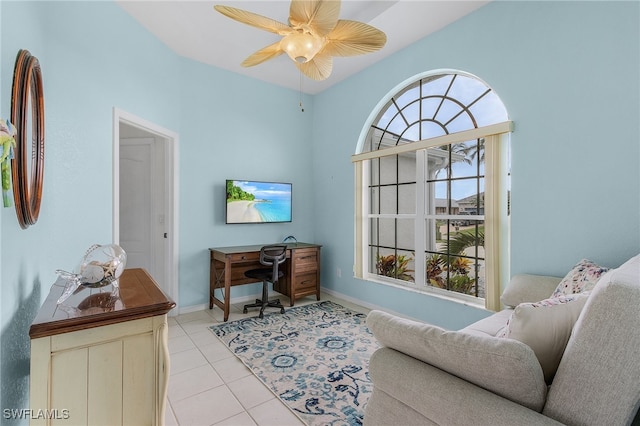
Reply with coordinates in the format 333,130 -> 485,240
226,180 -> 292,223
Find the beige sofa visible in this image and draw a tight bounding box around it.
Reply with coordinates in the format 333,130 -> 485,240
364,254 -> 640,426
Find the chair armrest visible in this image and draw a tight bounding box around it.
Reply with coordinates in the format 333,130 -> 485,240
501,274 -> 562,307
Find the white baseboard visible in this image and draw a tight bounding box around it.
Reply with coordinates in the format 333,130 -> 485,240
175,303 -> 208,315
320,287 -> 422,322
177,292 -> 277,316
176,287 -> 422,323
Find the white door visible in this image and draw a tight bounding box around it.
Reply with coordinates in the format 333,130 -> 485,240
119,137 -> 166,290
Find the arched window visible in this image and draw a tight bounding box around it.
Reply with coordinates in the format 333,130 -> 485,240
352,71 -> 511,310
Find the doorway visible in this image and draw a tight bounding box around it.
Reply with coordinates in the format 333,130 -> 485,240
112,108 -> 179,310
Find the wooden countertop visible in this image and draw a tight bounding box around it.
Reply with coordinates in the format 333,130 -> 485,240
29,268 -> 176,339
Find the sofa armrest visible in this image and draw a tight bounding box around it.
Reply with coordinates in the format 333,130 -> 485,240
366,347 -> 563,426
366,310 -> 547,411
501,274 -> 562,307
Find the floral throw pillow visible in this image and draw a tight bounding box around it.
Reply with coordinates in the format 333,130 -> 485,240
551,259 -> 609,298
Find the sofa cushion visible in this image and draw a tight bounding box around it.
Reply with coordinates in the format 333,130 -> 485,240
367,347 -> 564,426
502,292 -> 590,383
501,274 -> 563,308
543,254 -> 640,425
367,310 -> 547,411
550,258 -> 609,298
460,309 -> 513,337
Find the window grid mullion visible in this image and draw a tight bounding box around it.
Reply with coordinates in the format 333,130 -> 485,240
415,149 -> 426,288
394,154 -> 399,278
361,72 -> 509,306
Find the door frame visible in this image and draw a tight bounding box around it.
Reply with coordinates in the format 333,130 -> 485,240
112,107 -> 180,310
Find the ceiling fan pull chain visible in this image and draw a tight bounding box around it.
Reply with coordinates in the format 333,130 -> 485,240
299,70 -> 305,113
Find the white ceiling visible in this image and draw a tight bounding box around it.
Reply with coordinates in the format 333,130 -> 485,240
116,1 -> 490,94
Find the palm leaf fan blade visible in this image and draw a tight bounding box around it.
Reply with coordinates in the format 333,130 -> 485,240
289,0 -> 340,37
214,5 -> 291,35
323,20 -> 387,57
296,53 -> 333,80
241,42 -> 285,67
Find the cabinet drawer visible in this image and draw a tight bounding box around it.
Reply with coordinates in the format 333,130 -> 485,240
293,249 -> 318,271
294,272 -> 317,292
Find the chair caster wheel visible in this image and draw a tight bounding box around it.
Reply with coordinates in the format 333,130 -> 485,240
280,308 -> 285,314
243,308 -> 247,314
259,312 -> 264,319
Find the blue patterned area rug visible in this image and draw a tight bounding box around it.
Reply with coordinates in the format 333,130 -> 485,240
209,301 -> 379,426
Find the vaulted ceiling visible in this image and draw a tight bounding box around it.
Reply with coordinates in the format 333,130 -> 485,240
117,1 -> 490,94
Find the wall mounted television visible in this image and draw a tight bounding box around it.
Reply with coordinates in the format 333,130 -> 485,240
226,180 -> 292,224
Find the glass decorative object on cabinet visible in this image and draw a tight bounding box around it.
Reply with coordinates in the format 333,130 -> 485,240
55,244 -> 127,305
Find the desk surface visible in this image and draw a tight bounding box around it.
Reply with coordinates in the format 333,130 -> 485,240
29,268 -> 176,339
209,242 -> 320,255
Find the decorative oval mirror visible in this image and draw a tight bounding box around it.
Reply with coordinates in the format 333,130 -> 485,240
11,49 -> 45,229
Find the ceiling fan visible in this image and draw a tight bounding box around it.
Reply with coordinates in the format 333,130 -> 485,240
214,0 -> 387,81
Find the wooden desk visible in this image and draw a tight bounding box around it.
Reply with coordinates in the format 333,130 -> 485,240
209,243 -> 321,321
29,268 -> 175,426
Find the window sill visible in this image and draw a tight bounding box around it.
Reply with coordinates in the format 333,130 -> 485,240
362,274 -> 488,310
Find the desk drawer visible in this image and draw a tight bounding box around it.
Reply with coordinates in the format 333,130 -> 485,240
230,252 -> 260,263
294,272 -> 317,292
293,248 -> 318,271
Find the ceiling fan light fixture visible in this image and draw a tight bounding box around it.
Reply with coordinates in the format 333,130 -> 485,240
214,1 -> 386,81
280,32 -> 323,63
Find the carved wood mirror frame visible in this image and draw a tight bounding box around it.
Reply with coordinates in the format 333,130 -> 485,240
11,49 -> 45,229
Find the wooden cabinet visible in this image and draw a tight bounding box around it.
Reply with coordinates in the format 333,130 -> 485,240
29,269 -> 175,426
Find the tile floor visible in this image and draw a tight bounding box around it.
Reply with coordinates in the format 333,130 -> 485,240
164,292 -> 371,426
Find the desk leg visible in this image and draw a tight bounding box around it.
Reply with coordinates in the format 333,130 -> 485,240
210,257 -> 231,322
209,257 -> 215,309
223,260 -> 231,322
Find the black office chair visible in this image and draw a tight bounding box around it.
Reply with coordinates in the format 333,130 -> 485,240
243,245 -> 287,319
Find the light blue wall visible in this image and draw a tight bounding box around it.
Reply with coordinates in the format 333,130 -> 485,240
0,1 -> 180,420
0,0 -> 638,422
176,58 -> 315,306
311,0 -> 639,327
0,0 -> 3,412
0,1 -> 313,421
